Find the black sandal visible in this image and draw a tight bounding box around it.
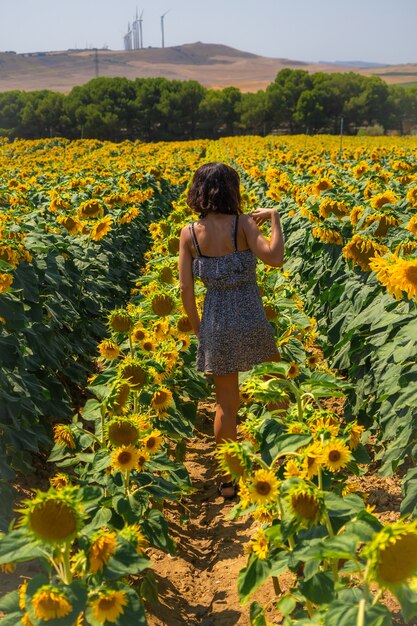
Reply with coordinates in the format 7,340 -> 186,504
217,481 -> 238,501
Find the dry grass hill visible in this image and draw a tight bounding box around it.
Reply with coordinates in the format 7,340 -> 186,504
0,42 -> 416,93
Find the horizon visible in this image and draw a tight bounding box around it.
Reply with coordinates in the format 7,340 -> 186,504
1,0 -> 416,66
0,43 -> 401,69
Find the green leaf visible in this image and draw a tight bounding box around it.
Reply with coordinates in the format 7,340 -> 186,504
324,599 -> 392,626
395,584 -> 417,622
299,571 -> 335,604
0,528 -> 44,565
0,590 -> 20,613
238,555 -> 272,605
276,594 -> 297,617
103,537 -> 151,578
141,509 -> 176,554
249,601 -> 267,626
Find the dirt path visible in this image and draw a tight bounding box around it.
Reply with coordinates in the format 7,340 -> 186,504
146,406 -> 281,626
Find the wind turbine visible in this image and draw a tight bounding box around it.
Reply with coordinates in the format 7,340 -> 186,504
161,10 -> 170,49
139,10 -> 144,49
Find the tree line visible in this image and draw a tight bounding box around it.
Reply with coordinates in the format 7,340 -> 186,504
1,69 -> 416,141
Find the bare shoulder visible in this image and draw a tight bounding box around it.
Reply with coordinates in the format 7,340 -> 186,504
240,213 -> 254,229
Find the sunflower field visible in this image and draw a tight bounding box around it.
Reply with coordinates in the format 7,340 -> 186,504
1,135 -> 417,626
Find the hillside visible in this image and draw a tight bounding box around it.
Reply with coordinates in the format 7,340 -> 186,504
0,42 -> 416,93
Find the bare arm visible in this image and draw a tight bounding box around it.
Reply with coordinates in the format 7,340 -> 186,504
178,226 -> 201,336
243,209 -> 284,267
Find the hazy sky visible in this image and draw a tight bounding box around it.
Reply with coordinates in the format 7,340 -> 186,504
1,0 -> 416,65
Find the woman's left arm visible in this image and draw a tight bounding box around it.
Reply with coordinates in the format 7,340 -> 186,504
178,227 -> 201,336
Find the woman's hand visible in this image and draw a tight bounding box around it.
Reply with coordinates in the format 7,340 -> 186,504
250,208 -> 277,226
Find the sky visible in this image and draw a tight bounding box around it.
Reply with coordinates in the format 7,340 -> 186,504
1,0 -> 416,65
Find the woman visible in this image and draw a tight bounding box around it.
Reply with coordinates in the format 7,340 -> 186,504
178,162 -> 284,499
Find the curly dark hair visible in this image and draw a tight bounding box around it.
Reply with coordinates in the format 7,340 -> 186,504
186,162 -> 242,218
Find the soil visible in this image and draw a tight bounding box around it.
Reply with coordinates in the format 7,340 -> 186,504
0,402 -> 413,625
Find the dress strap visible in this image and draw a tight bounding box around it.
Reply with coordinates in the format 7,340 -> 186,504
189,223 -> 202,257
232,215 -> 239,252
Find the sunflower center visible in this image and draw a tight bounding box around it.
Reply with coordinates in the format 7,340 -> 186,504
118,451 -> 132,464
30,500 -> 77,542
378,533 -> 417,583
292,494 -> 319,520
256,481 -> 271,496
404,266 -> 417,286
329,450 -> 341,462
146,437 -> 156,449
98,597 -> 116,611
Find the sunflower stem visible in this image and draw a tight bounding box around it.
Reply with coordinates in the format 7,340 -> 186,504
129,332 -> 134,359
272,576 -> 281,596
306,599 -> 315,618
124,469 -> 130,495
134,391 -> 138,413
371,589 -> 383,606
100,404 -> 106,446
356,598 -> 366,626
62,542 -> 73,585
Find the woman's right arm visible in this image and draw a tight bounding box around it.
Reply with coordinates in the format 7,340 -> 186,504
178,227 -> 201,336
243,209 -> 284,268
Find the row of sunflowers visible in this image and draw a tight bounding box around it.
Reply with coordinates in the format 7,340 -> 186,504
1,135 -> 417,624
0,137 -> 208,516
202,134 -> 417,521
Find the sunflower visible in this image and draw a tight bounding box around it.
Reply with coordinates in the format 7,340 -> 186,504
111,445 -> 140,473
306,353 -> 320,368
370,190 -> 398,209
312,226 -> 343,245
0,273 -> 14,293
98,339 -> 120,360
136,449 -> 150,471
312,177 -> 333,194
406,186 -> 417,208
248,469 -> 280,505
107,418 -> 140,447
342,235 -> 390,272
19,579 -> 28,610
19,488 -> 81,544
91,215 -> 113,241
365,520 -> 417,588
118,358 -> 147,389
283,459 -> 302,479
286,361 -> 300,379
151,293 -> 175,317
287,483 -> 324,527
32,586 -> 72,620
56,215 -> 83,235
131,324 -> 146,342
141,336 -> 157,353
216,441 -> 247,480
248,528 -> 270,560
21,613 -> 33,626
151,387 -> 174,414
119,524 -> 147,554
321,439 -> 351,472
364,213 -> 400,237
177,315 -> 192,333
350,206 -> 364,226
90,589 -> 128,624
178,334 -> 191,351
302,442 -> 323,479
78,199 -> 104,219
49,473 -> 70,489
107,380 -> 131,415
345,422 -> 365,449
390,258 -> 417,300
143,429 -> 164,454
308,416 -> 340,439
130,413 -> 152,431
53,424 -> 76,449
368,254 -> 403,299
0,562 -> 15,573
89,530 -> 117,573
108,309 -> 133,333
319,198 -> 349,219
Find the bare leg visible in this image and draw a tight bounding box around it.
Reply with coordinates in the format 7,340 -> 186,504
213,372 -> 240,497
